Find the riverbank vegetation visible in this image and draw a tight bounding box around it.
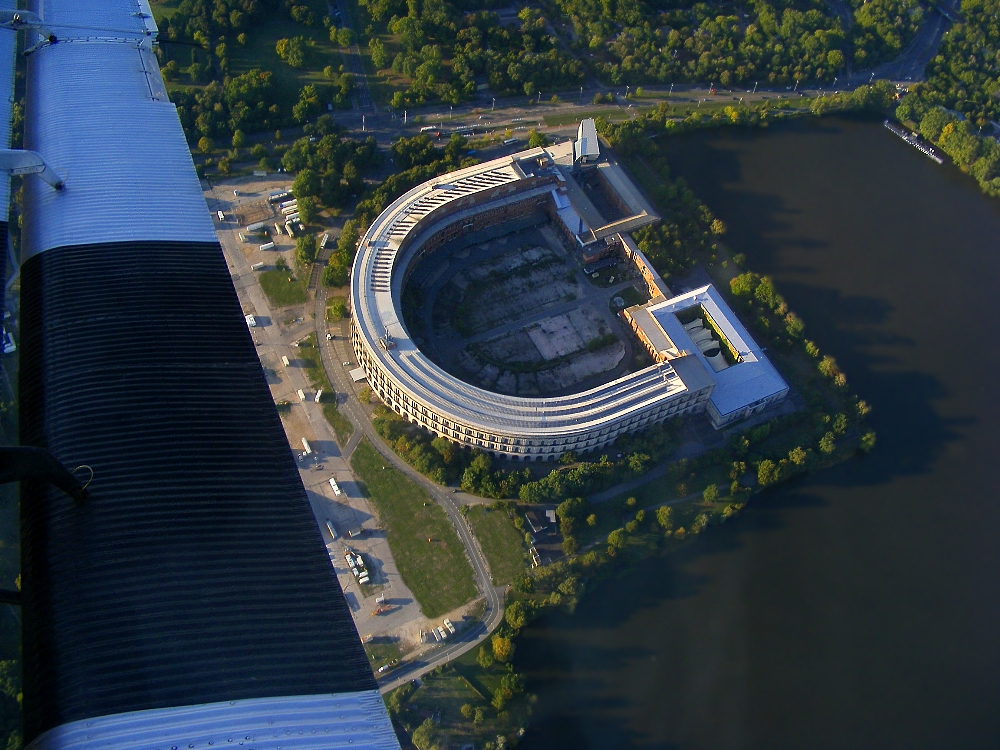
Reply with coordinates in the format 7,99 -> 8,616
892,0 -> 1000,196
351,439 -> 478,618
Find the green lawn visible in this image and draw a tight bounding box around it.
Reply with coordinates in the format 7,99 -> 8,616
351,439 -> 477,618
544,107 -> 647,127
322,402 -> 355,445
259,269 -> 307,306
465,505 -> 527,586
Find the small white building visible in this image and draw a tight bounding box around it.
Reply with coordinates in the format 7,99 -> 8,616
574,118 -> 600,166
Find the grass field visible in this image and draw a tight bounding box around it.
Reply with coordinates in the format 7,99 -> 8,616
322,402 -> 355,445
544,107 -> 647,127
351,440 -> 477,618
465,505 -> 527,586
259,269 -> 307,306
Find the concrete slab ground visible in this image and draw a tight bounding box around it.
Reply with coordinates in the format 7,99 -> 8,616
205,175 -> 428,661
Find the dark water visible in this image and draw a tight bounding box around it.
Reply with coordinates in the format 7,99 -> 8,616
516,116 -> 1000,748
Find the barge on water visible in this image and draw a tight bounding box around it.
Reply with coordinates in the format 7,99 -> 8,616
885,120 -> 944,164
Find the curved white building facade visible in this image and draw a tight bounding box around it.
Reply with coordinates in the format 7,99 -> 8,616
349,146 -> 724,461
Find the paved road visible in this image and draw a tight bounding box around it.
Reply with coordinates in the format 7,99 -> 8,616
312,284 -> 506,693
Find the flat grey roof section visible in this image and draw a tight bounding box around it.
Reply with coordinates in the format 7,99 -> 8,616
556,164 -> 606,228
0,0 -> 16,222
575,118 -> 600,161
21,0 -> 216,259
596,160 -> 659,220
628,304 -> 678,358
648,285 -> 789,418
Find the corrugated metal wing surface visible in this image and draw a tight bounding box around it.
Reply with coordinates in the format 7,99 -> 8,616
22,32 -> 215,258
0,0 -> 16,221
19,242 -> 376,741
27,692 -> 399,750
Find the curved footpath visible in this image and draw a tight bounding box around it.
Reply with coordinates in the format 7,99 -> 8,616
312,286 -> 505,694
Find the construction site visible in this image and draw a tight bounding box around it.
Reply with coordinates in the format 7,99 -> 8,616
403,224 -> 647,397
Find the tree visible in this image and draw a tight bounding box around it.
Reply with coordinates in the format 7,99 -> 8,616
527,129 -> 548,148
492,634 -> 513,663
730,272 -> 759,297
327,297 -> 347,319
656,505 -> 673,532
702,484 -> 718,503
292,167 -> 320,198
607,528 -> 626,549
710,218 -> 726,235
231,129 -> 246,148
819,432 -> 836,454
561,536 -> 579,555
296,195 -> 317,224
586,513 -> 597,527
505,600 -> 528,630
198,136 -> 214,153
788,446 -> 808,466
335,27 -> 354,47
276,36 -> 310,68
296,234 -> 318,265
411,718 -> 441,750
757,459 -> 780,486
477,645 -> 495,669
860,431 -> 877,452
370,37 -> 389,69
473,707 -> 485,724
461,704 -> 474,719
322,259 -> 349,287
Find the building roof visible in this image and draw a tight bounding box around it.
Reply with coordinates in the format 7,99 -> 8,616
647,286 -> 789,418
575,118 -> 600,161
596,160 -> 659,219
351,146 -> 700,439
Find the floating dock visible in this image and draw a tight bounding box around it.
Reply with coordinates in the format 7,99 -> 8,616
885,120 -> 944,164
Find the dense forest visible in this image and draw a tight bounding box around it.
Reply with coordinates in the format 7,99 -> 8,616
153,0 -> 939,137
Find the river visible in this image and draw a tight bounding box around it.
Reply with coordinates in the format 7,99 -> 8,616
515,115 -> 1000,748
